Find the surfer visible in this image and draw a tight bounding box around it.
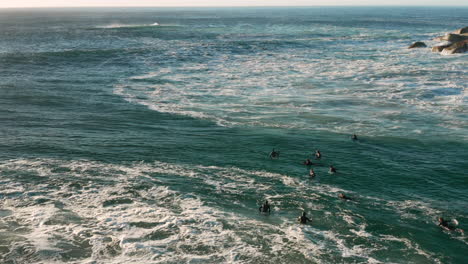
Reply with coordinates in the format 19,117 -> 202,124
329,165 -> 337,173
303,159 -> 314,166
298,211 -> 312,224
352,134 -> 358,140
438,217 -> 452,230
338,193 -> 351,200
259,201 -> 271,214
438,217 -> 464,233
270,149 -> 280,159
315,150 -> 322,160
309,168 -> 316,177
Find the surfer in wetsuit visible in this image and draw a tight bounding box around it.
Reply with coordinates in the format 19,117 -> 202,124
329,165 -> 337,173
438,217 -> 464,233
298,212 -> 312,224
259,201 -> 271,214
438,217 -> 452,230
270,149 -> 280,159
315,150 -> 322,160
309,168 -> 316,177
303,159 -> 313,166
338,193 -> 351,200
352,134 -> 358,140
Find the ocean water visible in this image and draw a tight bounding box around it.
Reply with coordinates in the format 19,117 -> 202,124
0,6 -> 467,263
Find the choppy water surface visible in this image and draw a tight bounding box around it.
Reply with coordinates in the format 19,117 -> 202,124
0,7 -> 467,263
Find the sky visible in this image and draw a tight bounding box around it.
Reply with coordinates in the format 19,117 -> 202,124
0,0 -> 466,8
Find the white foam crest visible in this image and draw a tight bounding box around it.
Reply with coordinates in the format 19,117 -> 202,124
386,199 -> 442,220
0,160 -> 314,262
0,158 -> 356,207
321,229 -> 377,260
0,158 -> 336,262
1,175 -> 257,262
348,217 -> 373,239
0,181 -> 25,198
270,225 -> 324,263
29,204 -> 62,252
0,158 -> 456,263
380,235 -> 442,264
114,83 -> 215,122
196,164 -> 350,196
0,159 -> 54,177
0,204 -> 71,263
271,224 -> 382,263
100,189 -> 285,263
0,158 -> 270,201
113,49 -> 467,139
97,23 -> 160,29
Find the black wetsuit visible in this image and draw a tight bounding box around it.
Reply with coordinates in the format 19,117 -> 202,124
259,204 -> 271,214
439,220 -> 453,230
298,215 -> 311,224
270,151 -> 279,159
340,195 -> 351,200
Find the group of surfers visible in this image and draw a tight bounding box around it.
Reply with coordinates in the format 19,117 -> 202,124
269,135 -> 350,175
263,134 -> 463,232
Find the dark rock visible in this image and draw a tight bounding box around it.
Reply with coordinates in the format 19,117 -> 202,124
441,33 -> 468,42
408,41 -> 427,48
432,41 -> 452,52
441,40 -> 468,55
431,27 -> 468,54
453,27 -> 468,34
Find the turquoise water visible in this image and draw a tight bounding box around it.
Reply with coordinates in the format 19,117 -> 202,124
0,7 -> 467,263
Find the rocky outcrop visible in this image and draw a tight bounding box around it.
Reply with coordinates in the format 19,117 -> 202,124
440,33 -> 468,42
431,27 -> 468,55
408,41 -> 427,48
453,26 -> 468,34
431,41 -> 452,52
440,40 -> 468,55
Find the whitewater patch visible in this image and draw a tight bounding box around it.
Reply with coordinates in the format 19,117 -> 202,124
97,22 -> 160,29
113,41 -> 467,140
0,158 -> 444,263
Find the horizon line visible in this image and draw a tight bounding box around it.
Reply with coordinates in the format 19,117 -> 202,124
1,5 -> 468,9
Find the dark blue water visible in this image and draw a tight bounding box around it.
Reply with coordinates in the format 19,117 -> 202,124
0,7 -> 467,263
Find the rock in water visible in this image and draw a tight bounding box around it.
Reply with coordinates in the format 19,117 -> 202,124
441,40 -> 468,55
441,33 -> 468,42
408,41 -> 427,48
432,41 -> 452,52
431,27 -> 468,54
453,27 -> 468,34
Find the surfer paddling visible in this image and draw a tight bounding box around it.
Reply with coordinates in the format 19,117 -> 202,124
338,193 -> 352,200
309,168 -> 316,177
315,150 -> 322,160
270,149 -> 280,159
438,217 -> 464,233
259,201 -> 271,214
